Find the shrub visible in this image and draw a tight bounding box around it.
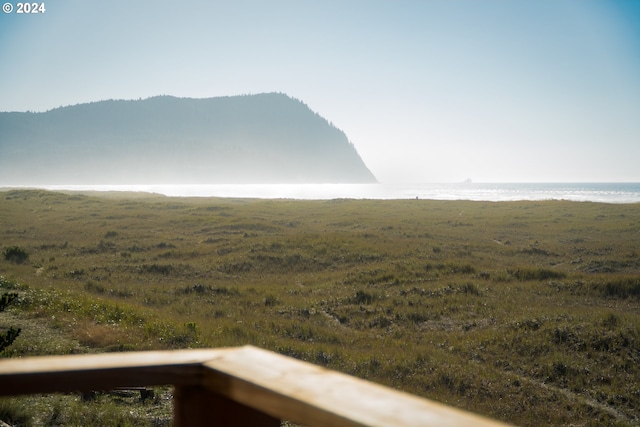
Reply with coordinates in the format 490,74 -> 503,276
0,399 -> 30,426
3,246 -> 29,264
460,282 -> 481,295
0,276 -> 20,290
0,326 -> 21,352
352,290 -> 374,304
601,277 -> 640,299
85,282 -> 106,294
0,292 -> 19,311
264,295 -> 279,306
512,268 -> 566,281
140,263 -> 173,275
1,292 -> 21,352
177,284 -> 239,296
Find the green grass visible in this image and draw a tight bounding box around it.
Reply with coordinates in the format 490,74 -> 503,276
1,189 -> 640,426
0,389 -> 172,426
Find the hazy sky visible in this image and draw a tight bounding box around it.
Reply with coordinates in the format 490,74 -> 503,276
1,0 -> 639,183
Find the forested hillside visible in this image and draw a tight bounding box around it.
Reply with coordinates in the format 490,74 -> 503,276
0,93 -> 376,184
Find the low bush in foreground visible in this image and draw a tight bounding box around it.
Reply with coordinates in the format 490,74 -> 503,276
2,246 -> 28,264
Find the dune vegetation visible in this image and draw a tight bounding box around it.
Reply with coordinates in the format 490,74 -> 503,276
1,189 -> 639,426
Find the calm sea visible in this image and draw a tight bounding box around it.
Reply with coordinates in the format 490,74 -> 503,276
7,182 -> 640,203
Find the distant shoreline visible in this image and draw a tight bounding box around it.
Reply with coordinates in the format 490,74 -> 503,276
2,182 -> 640,203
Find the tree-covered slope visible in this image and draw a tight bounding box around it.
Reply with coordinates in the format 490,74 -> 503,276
0,93 -> 377,184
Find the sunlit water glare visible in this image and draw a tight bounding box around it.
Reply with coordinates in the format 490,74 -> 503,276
5,183 -> 640,203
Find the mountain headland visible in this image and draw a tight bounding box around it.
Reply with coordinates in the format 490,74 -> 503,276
0,93 -> 377,184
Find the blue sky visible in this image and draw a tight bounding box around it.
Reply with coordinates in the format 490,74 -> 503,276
1,0 -> 639,183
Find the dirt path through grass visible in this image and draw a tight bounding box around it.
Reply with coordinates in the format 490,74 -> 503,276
516,372 -> 631,424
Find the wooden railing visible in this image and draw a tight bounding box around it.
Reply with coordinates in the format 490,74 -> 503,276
0,345 -> 514,426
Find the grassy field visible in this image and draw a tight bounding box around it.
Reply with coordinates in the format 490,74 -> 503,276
1,189 -> 639,426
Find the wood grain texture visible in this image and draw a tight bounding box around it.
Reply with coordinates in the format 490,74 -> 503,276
0,345 -> 515,426
0,348 -> 230,395
201,346 -> 514,427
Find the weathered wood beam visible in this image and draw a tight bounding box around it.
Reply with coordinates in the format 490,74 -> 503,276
201,346 -> 514,427
0,345 -> 515,427
0,348 -> 230,395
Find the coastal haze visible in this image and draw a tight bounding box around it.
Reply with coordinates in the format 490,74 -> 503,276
0,94 -> 376,184
2,3 -> 640,425
30,182 -> 640,204
1,1 -> 639,184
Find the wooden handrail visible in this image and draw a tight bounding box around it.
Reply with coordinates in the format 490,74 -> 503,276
0,345 -> 514,427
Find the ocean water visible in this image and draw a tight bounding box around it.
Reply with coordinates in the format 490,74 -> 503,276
7,182 -> 640,203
